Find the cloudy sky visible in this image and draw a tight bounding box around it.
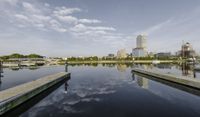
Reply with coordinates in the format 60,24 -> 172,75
0,0 -> 200,57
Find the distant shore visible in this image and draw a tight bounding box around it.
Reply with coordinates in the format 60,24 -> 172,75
66,60 -> 184,64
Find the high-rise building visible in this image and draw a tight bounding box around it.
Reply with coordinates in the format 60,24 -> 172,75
132,48 -> 147,57
136,35 -> 147,50
132,34 -> 148,57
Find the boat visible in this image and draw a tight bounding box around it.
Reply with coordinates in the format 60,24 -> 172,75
10,66 -> 20,71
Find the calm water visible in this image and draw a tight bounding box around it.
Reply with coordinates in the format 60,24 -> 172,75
1,64 -> 200,117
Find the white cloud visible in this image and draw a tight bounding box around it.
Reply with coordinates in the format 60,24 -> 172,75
12,4 -> 68,33
53,7 -> 81,16
49,19 -> 67,32
0,0 -> 19,6
89,26 -> 116,31
55,15 -> 78,24
0,0 -> 131,56
79,19 -> 101,24
70,24 -> 87,32
71,23 -> 116,33
14,14 -> 29,21
52,27 -> 67,32
44,3 -> 50,7
32,15 -> 51,22
22,2 -> 40,13
34,23 -> 45,28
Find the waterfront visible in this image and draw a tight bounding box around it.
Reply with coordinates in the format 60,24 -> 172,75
0,64 -> 200,116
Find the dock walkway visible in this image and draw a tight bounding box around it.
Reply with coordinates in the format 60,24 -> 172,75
132,68 -> 200,89
0,72 -> 70,115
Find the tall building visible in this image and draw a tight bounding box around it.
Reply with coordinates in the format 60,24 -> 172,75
132,48 -> 147,57
136,35 -> 147,50
132,34 -> 148,57
117,49 -> 127,58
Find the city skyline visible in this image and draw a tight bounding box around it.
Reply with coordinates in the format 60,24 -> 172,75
1,0 -> 200,57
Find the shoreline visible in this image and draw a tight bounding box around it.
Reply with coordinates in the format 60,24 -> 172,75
0,60 -> 187,68
66,60 -> 183,64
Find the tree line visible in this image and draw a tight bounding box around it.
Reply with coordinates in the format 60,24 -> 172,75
0,53 -> 44,60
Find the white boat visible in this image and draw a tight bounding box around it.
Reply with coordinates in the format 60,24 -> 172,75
152,60 -> 160,64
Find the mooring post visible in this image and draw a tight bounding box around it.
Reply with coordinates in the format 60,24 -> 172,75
65,61 -> 68,72
0,60 -> 2,70
0,60 -> 3,83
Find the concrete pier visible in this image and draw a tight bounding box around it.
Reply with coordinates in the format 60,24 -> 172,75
0,72 -> 70,115
132,68 -> 200,89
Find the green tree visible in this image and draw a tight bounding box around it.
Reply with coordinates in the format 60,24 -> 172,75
27,54 -> 43,58
9,53 -> 25,58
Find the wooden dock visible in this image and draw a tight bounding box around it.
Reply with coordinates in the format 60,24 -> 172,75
0,72 -> 70,115
132,68 -> 200,89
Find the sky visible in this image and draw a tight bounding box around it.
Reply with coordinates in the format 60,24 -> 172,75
0,0 -> 200,57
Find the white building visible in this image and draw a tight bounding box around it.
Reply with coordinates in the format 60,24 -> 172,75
132,35 -> 148,57
136,35 -> 147,50
117,49 -> 127,58
132,48 -> 147,57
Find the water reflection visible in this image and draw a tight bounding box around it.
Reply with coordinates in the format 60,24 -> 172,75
180,62 -> 196,78
68,63 -> 135,70
62,63 -> 199,79
65,63 -> 68,72
136,75 -> 149,89
132,69 -> 200,96
64,80 -> 69,94
0,63 -> 3,84
132,65 -> 149,89
28,66 -> 39,70
117,64 -> 127,72
181,63 -> 193,76
154,64 -> 172,69
19,64 -> 200,117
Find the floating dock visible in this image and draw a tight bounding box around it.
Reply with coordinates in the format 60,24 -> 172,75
132,68 -> 200,89
0,72 -> 70,115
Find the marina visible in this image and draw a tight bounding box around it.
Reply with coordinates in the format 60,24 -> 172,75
0,64 -> 200,116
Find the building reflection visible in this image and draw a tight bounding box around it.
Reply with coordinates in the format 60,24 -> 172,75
181,62 -> 196,78
154,64 -> 172,69
136,75 -> 149,89
0,61 -> 3,84
132,65 -> 149,89
117,64 -> 127,72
